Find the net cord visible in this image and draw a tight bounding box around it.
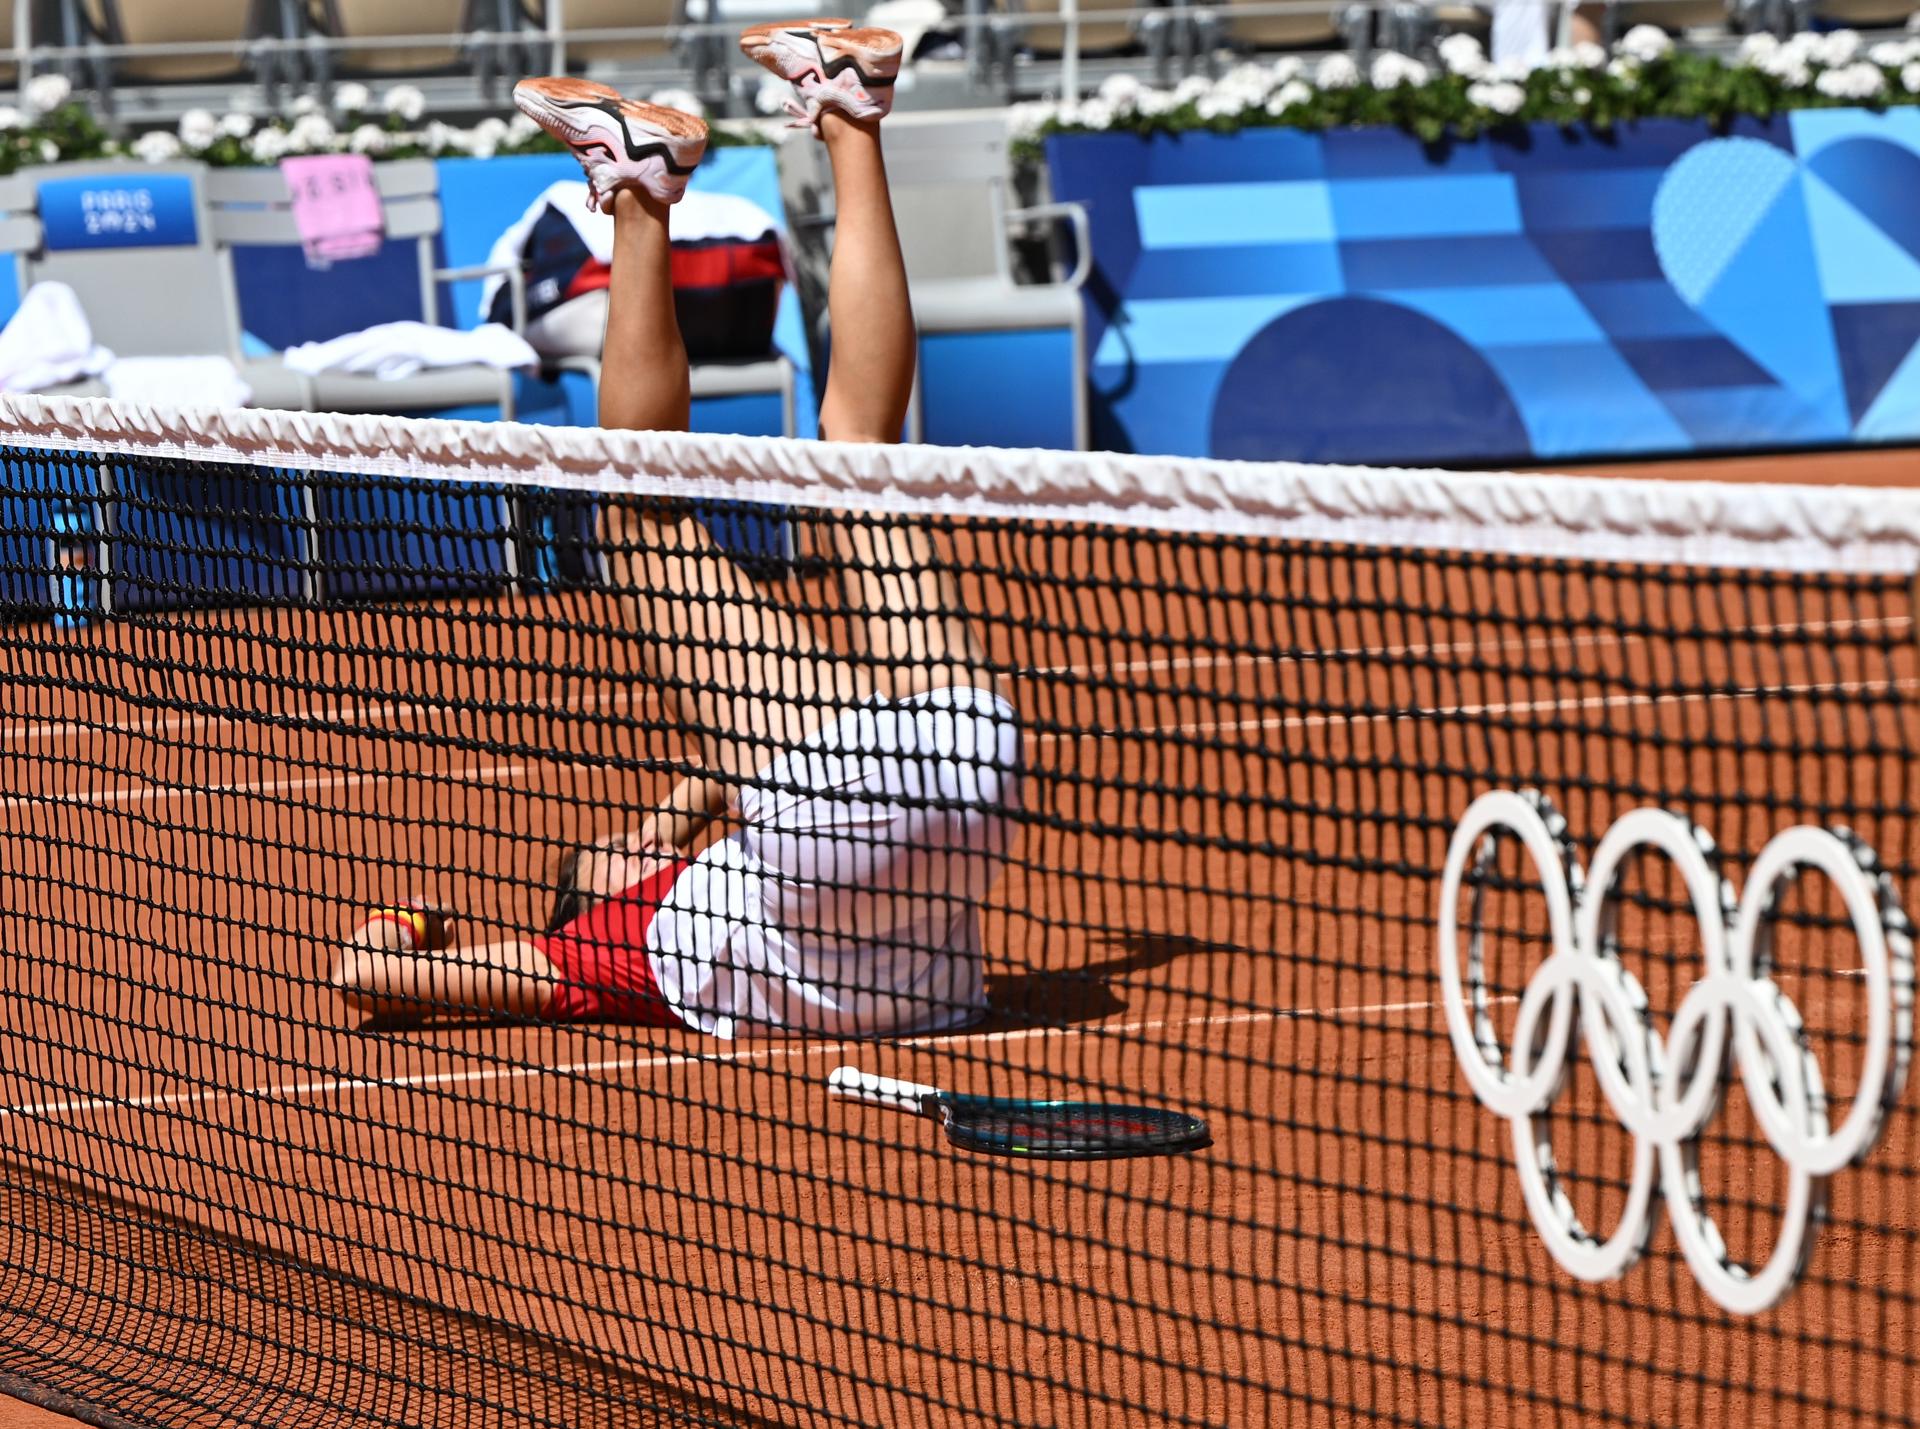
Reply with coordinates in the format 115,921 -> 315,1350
2,392 -> 1918,575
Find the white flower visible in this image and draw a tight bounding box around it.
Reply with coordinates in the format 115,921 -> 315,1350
1869,40 -> 1907,67
384,84 -> 427,122
1172,74 -> 1212,103
1816,59 -> 1885,98
0,107 -> 22,131
1467,79 -> 1527,115
466,114 -> 508,158
247,126 -> 289,162
1818,29 -> 1861,67
1135,88 -> 1180,117
1075,97 -> 1115,129
220,111 -> 255,138
288,112 -> 335,151
348,122 -> 389,154
1606,57 -> 1639,81
1195,91 -> 1241,120
132,130 -> 182,164
1572,86 -> 1592,105
507,111 -> 540,144
1220,62 -> 1271,93
1782,31 -> 1824,63
1316,52 -> 1360,89
1370,51 -> 1429,88
1490,56 -> 1535,82
333,81 -> 371,113
1615,24 -> 1673,63
1269,56 -> 1304,84
753,74 -> 790,115
1437,32 -> 1488,76
647,87 -> 705,118
1738,32 -> 1780,64
422,120 -> 468,153
289,93 -> 321,116
1266,79 -> 1313,113
1572,41 -> 1607,68
1770,57 -> 1814,88
1097,72 -> 1145,112
25,73 -> 71,114
177,108 -> 219,149
37,138 -> 56,162
1006,100 -> 1053,141
1542,45 -> 1580,70
1906,60 -> 1920,92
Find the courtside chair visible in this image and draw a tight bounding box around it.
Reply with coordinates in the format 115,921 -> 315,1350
0,159 -> 313,408
205,159 -> 527,419
782,109 -> 1091,451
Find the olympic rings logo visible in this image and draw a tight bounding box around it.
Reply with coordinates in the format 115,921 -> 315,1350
1438,789 -> 1915,1315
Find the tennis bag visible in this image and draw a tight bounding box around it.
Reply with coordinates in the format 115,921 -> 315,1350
482,180 -> 786,360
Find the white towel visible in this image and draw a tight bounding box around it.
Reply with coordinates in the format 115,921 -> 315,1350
0,281 -> 112,394
283,320 -> 539,381
105,355 -> 253,409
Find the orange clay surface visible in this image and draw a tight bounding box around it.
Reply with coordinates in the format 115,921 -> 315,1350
0,445 -> 1913,1429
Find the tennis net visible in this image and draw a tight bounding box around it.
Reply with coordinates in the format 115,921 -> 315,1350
0,392 -> 1915,1428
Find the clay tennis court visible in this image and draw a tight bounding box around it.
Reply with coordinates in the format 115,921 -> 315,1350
0,449 -> 1915,1428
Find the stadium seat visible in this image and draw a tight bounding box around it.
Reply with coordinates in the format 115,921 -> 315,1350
1804,0 -> 1914,25
1015,0 -> 1164,55
531,0 -> 678,64
206,160 -> 526,417
71,0 -> 266,83
1604,0 -> 1733,32
783,109 -> 1091,449
0,160 -> 314,407
1201,0 -> 1354,51
303,0 -> 473,73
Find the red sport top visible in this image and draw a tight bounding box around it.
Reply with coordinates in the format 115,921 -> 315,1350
536,857 -> 689,1024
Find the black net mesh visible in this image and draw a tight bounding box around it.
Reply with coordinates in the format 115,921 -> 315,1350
0,436 -> 1914,1427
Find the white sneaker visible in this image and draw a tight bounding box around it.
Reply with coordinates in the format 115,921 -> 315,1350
739,21 -> 902,133
511,77 -> 708,211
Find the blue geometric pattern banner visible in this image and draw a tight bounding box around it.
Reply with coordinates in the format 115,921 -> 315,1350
1045,112 -> 1920,464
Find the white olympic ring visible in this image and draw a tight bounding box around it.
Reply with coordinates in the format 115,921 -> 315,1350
1438,788 -> 1916,1316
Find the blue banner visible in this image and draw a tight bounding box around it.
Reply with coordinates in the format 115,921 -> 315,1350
1046,111 -> 1920,464
37,173 -> 199,251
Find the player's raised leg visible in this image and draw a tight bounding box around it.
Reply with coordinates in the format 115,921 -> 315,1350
745,21 -> 994,698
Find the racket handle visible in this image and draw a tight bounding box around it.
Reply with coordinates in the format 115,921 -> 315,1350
827,1066 -> 941,1116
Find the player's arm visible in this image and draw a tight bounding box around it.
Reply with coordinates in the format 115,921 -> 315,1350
645,767 -> 731,853
330,908 -> 557,1022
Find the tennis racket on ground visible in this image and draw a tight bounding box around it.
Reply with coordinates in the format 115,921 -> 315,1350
827,1066 -> 1210,1160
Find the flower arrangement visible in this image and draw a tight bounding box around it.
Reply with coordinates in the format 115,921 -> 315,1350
1010,18 -> 1920,157
0,76 -> 767,174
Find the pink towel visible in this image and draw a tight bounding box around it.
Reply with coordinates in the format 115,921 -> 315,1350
280,154 -> 385,267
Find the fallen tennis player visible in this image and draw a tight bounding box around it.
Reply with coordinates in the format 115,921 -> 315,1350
331,25 -> 1021,1038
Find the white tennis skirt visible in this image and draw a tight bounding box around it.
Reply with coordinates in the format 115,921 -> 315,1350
646,684 -> 1022,1039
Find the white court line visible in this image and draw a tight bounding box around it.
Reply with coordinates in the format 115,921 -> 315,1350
0,990 -> 1481,1124
0,761 -> 534,814
8,612 -> 1905,748
2,686 -> 655,749
1037,677 -> 1920,743
17,675 -> 1912,812
1024,613 -> 1910,681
